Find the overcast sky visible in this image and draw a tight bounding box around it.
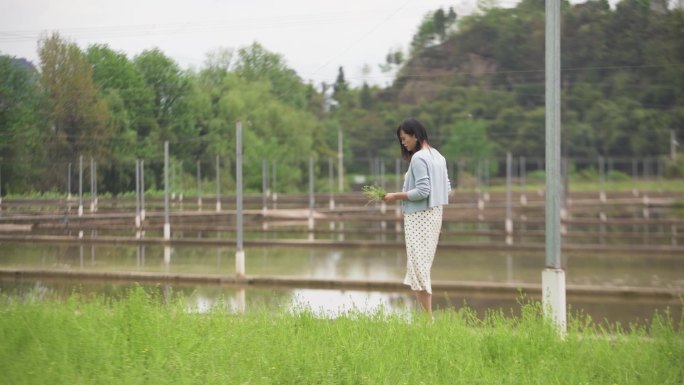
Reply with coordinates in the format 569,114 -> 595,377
0,0 -> 497,86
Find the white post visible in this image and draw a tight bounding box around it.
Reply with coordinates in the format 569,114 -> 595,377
328,157 -> 335,211
599,155 -> 606,203
216,155 -> 221,212
337,127 -> 344,192
67,162 -> 71,200
163,141 -> 171,240
395,158 -> 402,233
78,155 -> 83,217
171,158 -> 176,200
672,130 -> 678,161
235,121 -> 245,277
505,152 -> 513,245
94,161 -> 98,211
135,159 -> 141,230
262,159 -> 268,214
179,160 -> 184,206
520,156 -> 527,206
544,0 -> 566,335
197,160 -> 202,211
308,156 -> 315,241
140,160 -> 146,221
329,157 -> 335,232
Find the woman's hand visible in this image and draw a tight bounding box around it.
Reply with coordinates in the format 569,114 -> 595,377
383,192 -> 401,203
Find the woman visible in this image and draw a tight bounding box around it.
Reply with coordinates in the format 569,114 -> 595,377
383,118 -> 450,318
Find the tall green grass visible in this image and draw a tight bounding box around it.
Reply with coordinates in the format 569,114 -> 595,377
1,287 -> 682,385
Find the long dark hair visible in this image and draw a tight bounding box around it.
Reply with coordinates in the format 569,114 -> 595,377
396,117 -> 429,161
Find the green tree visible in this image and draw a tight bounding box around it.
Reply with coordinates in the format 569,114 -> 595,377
443,118 -> 494,163
234,42 -> 307,109
0,56 -> 47,193
38,33 -> 112,188
333,66 -> 348,98
86,44 -> 155,193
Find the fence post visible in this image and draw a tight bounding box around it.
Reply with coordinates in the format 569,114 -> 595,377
78,155 -> 83,217
140,160 -> 146,221
505,152 -> 513,245
519,156 -> 527,206
216,155 -> 221,212
67,162 -> 71,200
329,157 -> 335,232
135,159 -> 141,231
308,156 -> 315,241
197,160 -> 202,211
163,141 -> 170,240
235,121 -> 245,277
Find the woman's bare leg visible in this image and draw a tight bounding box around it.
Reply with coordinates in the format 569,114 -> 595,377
415,291 -> 432,318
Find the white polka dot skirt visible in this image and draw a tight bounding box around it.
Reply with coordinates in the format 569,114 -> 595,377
403,205 -> 443,294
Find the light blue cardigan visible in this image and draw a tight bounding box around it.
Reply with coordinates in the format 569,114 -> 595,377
402,147 -> 451,214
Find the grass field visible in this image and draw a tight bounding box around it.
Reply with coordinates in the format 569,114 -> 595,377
1,287 -> 682,385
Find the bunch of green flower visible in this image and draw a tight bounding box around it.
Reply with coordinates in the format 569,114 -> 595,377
361,185 -> 386,205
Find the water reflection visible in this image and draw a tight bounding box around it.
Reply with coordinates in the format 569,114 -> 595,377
1,242 -> 683,288
1,240 -> 683,328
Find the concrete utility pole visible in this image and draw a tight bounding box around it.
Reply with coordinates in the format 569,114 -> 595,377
672,130 -> 679,161
67,163 -> 71,200
235,121 -> 245,276
505,152 -> 513,245
164,141 -> 170,240
78,155 -> 83,217
135,159 -> 141,229
543,0 -> 567,334
337,127 -> 344,192
308,156 -> 315,240
196,160 -> 202,211
215,155 -> 221,212
140,160 -> 146,221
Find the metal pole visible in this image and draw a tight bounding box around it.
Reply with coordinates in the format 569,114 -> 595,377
543,0 -> 566,334
78,155 -> 83,216
90,157 -> 95,213
94,161 -> 97,211
672,130 -> 678,161
140,160 -> 146,221
67,162 -> 71,200
328,157 -> 335,210
171,158 -> 176,200
308,156 -> 315,237
163,141 -> 170,240
520,156 -> 527,205
179,160 -> 183,206
337,127 -> 344,192
197,160 -> 202,211
395,158 -> 402,233
506,152 -> 513,245
599,155 -> 606,202
216,155 -> 221,212
235,121 -> 245,276
380,160 -> 386,215
262,159 -> 268,213
135,159 -> 141,229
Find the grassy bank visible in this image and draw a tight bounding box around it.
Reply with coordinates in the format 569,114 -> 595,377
1,288 -> 682,385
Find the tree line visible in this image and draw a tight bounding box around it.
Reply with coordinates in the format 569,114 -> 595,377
0,0 -> 682,195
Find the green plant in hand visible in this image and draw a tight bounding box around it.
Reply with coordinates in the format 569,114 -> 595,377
362,185 -> 387,205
